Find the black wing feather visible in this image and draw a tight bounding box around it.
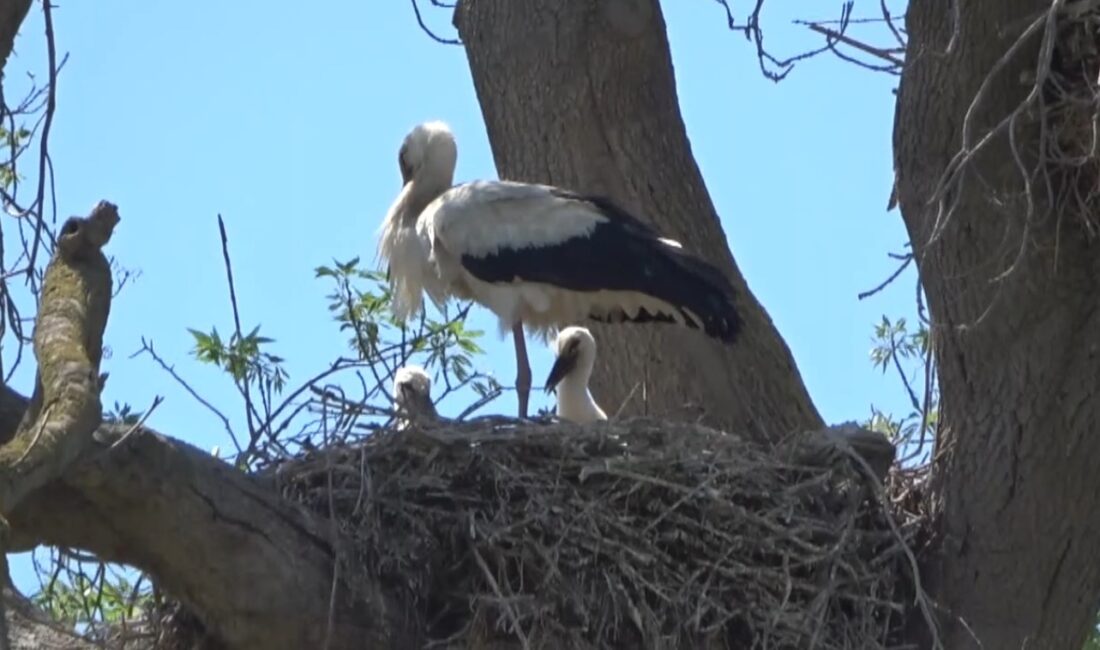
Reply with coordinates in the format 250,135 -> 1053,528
459,189 -> 741,344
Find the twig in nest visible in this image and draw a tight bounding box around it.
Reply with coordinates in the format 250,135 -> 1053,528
830,438 -> 943,650
612,381 -> 641,420
469,525 -> 532,650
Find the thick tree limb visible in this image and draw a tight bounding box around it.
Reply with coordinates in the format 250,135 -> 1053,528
3,586 -> 98,650
0,201 -> 117,516
0,202 -> 116,650
3,401 -> 410,650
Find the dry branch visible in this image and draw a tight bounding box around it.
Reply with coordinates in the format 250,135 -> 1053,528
0,201 -> 117,517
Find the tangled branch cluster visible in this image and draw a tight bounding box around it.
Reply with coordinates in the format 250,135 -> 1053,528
930,1 -> 1100,272
1043,2 -> 1100,237
269,418 -> 927,649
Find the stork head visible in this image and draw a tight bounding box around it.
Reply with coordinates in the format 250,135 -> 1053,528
398,121 -> 458,187
393,365 -> 437,428
545,326 -> 598,393
394,364 -> 433,405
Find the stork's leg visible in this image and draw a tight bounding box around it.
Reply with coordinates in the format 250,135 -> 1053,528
512,322 -> 532,419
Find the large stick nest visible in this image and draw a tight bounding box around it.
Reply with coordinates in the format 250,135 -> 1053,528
264,418 -> 925,649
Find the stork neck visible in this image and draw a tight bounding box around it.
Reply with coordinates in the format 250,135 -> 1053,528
556,378 -> 605,422
399,180 -> 440,223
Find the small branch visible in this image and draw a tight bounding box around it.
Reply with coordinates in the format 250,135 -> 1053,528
133,337 -> 241,454
888,330 -> 922,414
411,0 -> 462,45
25,0 -> 61,283
455,384 -> 503,421
806,22 -> 905,68
858,253 -> 913,300
107,395 -> 164,451
217,215 -> 260,445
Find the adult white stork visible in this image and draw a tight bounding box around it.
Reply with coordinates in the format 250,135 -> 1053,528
377,120 -> 741,419
545,326 -> 608,424
392,365 -> 439,430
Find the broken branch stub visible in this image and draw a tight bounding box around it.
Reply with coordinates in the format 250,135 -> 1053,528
0,200 -> 118,515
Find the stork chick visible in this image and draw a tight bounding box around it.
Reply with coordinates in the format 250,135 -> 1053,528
393,365 -> 438,430
545,327 -> 607,424
378,120 -> 742,420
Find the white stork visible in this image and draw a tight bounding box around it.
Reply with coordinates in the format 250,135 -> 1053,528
545,326 -> 608,424
377,120 -> 741,419
392,365 -> 438,430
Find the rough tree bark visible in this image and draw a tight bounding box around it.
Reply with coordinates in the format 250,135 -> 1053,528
3,585 -> 97,649
895,1 -> 1100,648
0,0 -> 30,74
454,0 -> 822,441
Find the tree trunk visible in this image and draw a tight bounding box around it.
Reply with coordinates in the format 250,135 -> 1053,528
454,0 -> 821,440
895,1 -> 1100,647
0,0 -> 30,74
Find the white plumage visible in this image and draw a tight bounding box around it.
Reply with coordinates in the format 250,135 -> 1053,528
545,326 -> 608,425
377,120 -> 741,419
392,365 -> 438,431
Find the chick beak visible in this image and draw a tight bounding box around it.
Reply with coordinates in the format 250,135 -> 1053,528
419,394 -> 439,419
545,345 -> 579,394
397,384 -> 413,411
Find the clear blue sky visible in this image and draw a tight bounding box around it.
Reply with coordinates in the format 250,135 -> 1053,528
5,2 -> 915,594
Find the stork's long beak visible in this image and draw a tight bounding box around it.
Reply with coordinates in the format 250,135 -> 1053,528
544,346 -> 579,394
413,391 -> 439,419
